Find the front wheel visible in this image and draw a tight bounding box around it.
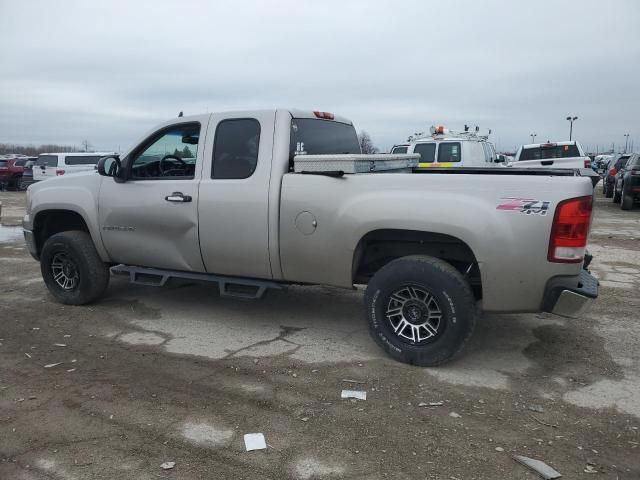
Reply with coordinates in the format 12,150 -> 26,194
40,231 -> 110,305
364,255 -> 477,367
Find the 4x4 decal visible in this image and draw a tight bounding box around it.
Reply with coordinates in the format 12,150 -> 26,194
497,198 -> 550,216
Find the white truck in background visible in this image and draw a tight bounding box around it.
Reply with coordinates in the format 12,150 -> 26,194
512,141 -> 592,169
33,152 -> 116,182
392,126 -> 500,168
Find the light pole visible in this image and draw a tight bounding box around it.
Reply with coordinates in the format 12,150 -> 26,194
566,116 -> 578,140
530,133 -> 537,144
624,134 -> 630,153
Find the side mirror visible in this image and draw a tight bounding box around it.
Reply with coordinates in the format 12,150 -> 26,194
97,155 -> 122,178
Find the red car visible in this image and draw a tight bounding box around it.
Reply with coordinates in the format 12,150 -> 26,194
0,157 -> 34,190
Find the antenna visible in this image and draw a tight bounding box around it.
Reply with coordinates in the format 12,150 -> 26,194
178,111 -> 183,117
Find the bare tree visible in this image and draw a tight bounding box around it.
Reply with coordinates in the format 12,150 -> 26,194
81,139 -> 93,152
358,131 -> 379,154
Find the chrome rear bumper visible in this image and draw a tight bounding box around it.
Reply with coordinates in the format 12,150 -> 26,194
542,269 -> 599,318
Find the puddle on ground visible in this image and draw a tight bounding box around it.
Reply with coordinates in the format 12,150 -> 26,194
0,225 -> 23,244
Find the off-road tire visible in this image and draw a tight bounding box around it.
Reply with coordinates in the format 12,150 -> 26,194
364,255 -> 477,367
40,230 -> 109,305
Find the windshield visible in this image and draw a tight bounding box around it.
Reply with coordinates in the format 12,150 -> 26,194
519,144 -> 581,160
392,146 -> 408,154
289,118 -> 360,164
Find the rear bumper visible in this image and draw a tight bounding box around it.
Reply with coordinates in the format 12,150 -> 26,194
541,269 -> 598,318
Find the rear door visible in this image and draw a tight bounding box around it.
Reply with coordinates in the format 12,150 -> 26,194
98,117 -> 209,272
34,155 -> 58,181
197,112 -> 275,279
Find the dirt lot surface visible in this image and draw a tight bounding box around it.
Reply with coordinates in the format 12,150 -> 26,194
1,189 -> 639,479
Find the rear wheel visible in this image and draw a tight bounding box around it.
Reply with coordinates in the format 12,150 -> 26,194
605,182 -> 613,198
621,187 -> 634,210
364,255 -> 477,366
613,184 -> 622,203
40,231 -> 109,305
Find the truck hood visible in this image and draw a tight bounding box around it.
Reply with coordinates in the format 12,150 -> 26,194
29,170 -> 101,193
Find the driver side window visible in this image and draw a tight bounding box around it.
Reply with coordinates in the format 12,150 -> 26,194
130,123 -> 200,180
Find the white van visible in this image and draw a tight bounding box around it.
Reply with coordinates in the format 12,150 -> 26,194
33,152 -> 115,182
401,127 -> 499,168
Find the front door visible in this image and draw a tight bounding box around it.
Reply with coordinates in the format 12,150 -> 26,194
98,117 -> 209,272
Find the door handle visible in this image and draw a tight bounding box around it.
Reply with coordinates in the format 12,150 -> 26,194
541,160 -> 554,166
165,192 -> 192,202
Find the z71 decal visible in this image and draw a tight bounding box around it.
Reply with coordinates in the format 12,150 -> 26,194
496,198 -> 550,216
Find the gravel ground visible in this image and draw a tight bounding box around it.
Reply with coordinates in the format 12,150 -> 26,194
0,189 -> 639,479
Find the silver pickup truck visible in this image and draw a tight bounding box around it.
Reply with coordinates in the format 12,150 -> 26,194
23,109 -> 599,366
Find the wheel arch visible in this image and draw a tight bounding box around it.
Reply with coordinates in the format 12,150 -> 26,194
33,209 -> 95,257
352,229 -> 482,299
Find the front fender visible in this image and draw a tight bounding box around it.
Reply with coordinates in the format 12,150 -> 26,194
27,175 -> 110,262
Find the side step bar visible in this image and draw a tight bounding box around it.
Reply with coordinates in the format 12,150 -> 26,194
110,264 -> 282,299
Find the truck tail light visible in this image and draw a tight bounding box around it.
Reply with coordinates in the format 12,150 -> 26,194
584,159 -> 591,168
56,169 -> 65,176
609,167 -> 617,176
548,195 -> 593,263
313,111 -> 335,120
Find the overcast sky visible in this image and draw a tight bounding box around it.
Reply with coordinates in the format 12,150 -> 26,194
1,0 -> 638,153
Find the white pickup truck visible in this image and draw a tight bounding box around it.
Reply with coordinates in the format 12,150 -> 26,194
512,141 -> 592,169
23,109 -> 599,366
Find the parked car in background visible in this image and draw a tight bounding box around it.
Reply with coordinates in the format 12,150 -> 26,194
613,153 -> 640,209
0,157 -> 36,190
33,152 -> 114,182
405,126 -> 499,168
513,141 -> 591,169
603,154 -> 629,198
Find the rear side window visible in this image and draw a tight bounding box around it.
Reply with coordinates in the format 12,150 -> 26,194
616,157 -> 630,169
37,155 -> 57,166
414,143 -> 436,163
519,144 -> 581,160
391,146 -> 408,154
212,118 -> 261,179
15,159 -> 27,166
65,155 -> 101,165
289,118 -> 360,163
0,160 -> 7,167
438,142 -> 462,162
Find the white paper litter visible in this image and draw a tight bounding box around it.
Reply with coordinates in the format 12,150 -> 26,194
53,344 -> 67,347
244,433 -> 267,451
44,363 -> 62,369
341,390 -> 367,400
418,401 -> 444,407
160,461 -> 175,470
449,412 -> 461,418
